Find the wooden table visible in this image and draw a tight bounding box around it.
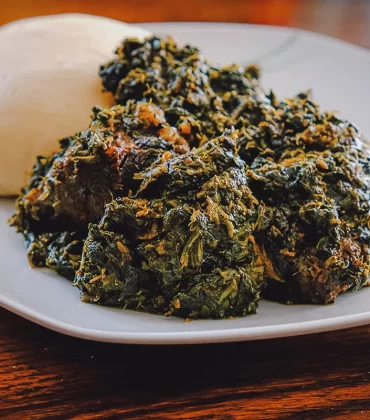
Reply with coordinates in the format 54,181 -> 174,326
1,1 -> 370,418
1,309 -> 370,419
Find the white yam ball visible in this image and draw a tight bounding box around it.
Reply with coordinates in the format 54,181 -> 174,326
0,13 -> 150,195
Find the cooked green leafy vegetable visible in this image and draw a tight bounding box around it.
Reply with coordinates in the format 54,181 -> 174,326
10,101 -> 189,273
75,136 -> 267,318
100,36 -> 267,145
10,35 -> 370,319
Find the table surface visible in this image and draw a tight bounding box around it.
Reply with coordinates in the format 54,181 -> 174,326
1,1 -> 370,418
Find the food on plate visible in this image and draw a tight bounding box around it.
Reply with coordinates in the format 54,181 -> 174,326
0,14 -> 149,195
10,34 -> 370,319
11,101 -> 189,279
75,136 -> 266,319
99,36 -> 264,144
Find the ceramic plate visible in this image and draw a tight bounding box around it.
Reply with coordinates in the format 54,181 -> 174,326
1,22 -> 370,344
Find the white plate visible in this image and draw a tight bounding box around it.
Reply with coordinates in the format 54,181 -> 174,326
1,23 -> 370,344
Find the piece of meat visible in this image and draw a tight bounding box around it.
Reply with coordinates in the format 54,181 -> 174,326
10,102 -> 189,269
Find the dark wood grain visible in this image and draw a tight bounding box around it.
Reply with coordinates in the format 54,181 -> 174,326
1,1 -> 370,418
0,308 -> 369,419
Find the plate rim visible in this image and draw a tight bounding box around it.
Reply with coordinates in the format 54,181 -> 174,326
137,21 -> 370,58
1,292 -> 370,344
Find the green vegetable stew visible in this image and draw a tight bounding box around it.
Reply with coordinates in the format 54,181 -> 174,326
10,36 -> 370,319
